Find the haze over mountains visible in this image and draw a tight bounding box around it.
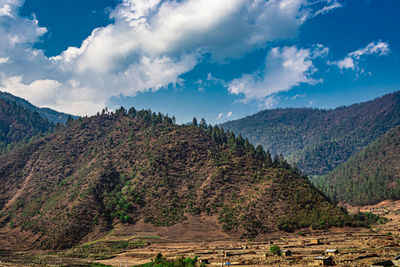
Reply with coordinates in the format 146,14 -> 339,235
222,91 -> 400,177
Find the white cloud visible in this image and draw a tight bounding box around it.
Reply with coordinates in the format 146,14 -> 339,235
228,45 -> 327,101
216,111 -> 233,120
291,93 -> 305,100
349,41 -> 390,59
332,41 -> 390,71
334,57 -> 354,70
0,57 -> 8,64
0,3 -> 13,18
313,0 -> 342,17
0,0 -> 341,115
263,95 -> 279,109
0,74 -> 61,107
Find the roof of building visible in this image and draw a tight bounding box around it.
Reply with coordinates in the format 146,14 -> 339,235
325,249 -> 338,252
395,255 -> 400,260
315,256 -> 332,260
280,249 -> 291,253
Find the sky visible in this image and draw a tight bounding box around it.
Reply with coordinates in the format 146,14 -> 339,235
0,0 -> 399,124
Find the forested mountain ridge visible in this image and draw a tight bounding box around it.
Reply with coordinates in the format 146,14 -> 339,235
0,98 -> 53,153
0,108 -> 352,249
0,91 -> 78,124
222,91 -> 400,176
313,126 -> 400,206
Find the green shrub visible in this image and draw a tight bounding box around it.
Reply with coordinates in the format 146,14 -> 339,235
270,245 -> 280,255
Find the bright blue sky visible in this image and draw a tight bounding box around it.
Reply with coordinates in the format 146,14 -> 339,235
0,0 -> 399,124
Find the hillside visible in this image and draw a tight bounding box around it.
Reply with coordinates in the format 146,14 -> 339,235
0,99 -> 53,153
0,91 -> 78,124
222,92 -> 400,176
0,108 -> 352,249
313,126 -> 400,206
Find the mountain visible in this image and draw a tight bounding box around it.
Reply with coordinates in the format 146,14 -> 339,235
222,92 -> 400,176
0,91 -> 78,124
0,98 -> 53,153
0,108 -> 351,249
313,126 -> 400,206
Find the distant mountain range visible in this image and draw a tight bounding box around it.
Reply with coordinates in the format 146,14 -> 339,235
314,126 -> 400,206
222,91 -> 400,177
0,98 -> 53,153
0,91 -> 78,124
0,108 -> 351,249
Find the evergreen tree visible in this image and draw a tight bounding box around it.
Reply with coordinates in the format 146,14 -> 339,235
192,117 -> 198,126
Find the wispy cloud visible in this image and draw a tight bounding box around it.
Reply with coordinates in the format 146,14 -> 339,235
216,111 -> 233,120
313,0 -> 342,17
263,95 -> 279,109
331,41 -> 390,73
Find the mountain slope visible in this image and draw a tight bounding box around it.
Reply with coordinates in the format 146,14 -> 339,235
0,99 -> 53,152
222,92 -> 400,176
0,91 -> 78,124
313,126 -> 400,206
0,108 -> 350,249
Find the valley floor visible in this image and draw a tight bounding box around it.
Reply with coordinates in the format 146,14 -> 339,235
1,200 -> 400,266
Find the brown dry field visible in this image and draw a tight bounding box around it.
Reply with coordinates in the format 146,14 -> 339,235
1,200 -> 400,266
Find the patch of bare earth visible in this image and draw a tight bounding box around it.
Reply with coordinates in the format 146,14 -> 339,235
95,202 -> 400,266
2,201 -> 400,266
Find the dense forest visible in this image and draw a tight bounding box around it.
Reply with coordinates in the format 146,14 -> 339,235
222,92 -> 400,176
0,107 -> 353,249
0,91 -> 77,124
0,99 -> 53,153
313,126 -> 400,206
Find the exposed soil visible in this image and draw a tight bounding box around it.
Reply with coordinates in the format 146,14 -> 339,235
1,201 -> 400,266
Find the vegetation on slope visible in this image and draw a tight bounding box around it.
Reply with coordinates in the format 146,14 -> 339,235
0,107 -> 350,249
0,99 -> 53,153
222,92 -> 400,176
0,91 -> 78,123
313,126 -> 400,206
135,253 -> 198,267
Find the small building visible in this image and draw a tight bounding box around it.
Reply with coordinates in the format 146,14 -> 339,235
370,260 -> 394,267
314,256 -> 334,266
325,249 -> 339,256
310,239 -> 321,245
279,249 -> 292,257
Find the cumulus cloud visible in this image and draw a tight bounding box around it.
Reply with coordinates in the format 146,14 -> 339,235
331,41 -> 390,72
228,44 -> 328,102
0,0 -> 342,115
